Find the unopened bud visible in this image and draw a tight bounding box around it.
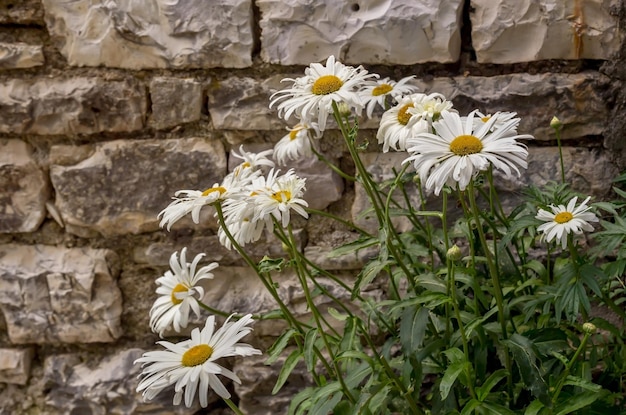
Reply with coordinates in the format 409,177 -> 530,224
446,244 -> 462,261
582,322 -> 596,334
550,116 -> 562,129
336,102 -> 351,116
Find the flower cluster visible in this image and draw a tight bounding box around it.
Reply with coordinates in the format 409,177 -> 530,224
134,55 -> 608,412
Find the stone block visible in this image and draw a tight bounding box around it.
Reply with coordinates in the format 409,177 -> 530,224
43,0 -> 253,69
50,138 -> 226,237
0,244 -> 122,344
149,77 -> 203,130
0,0 -> 44,25
411,72 -> 610,140
0,139 -> 50,233
0,42 -> 44,69
471,0 -> 622,63
259,0 -> 463,65
0,77 -> 146,135
43,349 -> 200,414
209,75 -> 290,130
0,348 -> 34,385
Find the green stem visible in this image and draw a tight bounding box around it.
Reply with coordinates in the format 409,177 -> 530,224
554,122 -> 567,184
311,146 -> 356,182
551,331 -> 591,405
224,398 -> 245,415
305,207 -> 372,237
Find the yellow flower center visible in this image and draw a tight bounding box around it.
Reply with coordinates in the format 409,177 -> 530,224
449,135 -> 483,156
170,283 -> 188,305
481,116 -> 491,123
311,75 -> 343,95
289,127 -> 301,141
272,190 -> 292,203
202,186 -> 226,197
397,104 -> 414,125
554,212 -> 573,224
372,84 -> 393,96
181,344 -> 214,367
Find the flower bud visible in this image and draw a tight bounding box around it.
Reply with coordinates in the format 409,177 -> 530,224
550,116 -> 561,129
336,102 -> 351,116
582,322 -> 596,334
446,244 -> 462,261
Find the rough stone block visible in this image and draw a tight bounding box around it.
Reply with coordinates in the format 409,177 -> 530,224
412,72 -> 610,140
0,139 -> 50,233
0,244 -> 122,344
471,0 -> 622,63
43,349 -> 200,414
149,77 -> 203,130
209,75 -> 290,130
50,138 -> 227,237
259,0 -> 463,65
0,0 -> 44,25
0,42 -> 44,69
0,77 -> 146,135
0,348 -> 34,385
43,0 -> 253,69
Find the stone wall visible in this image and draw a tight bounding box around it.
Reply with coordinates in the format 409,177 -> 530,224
0,0 -> 624,414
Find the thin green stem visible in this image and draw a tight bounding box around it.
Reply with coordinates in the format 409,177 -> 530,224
224,398 -> 245,415
553,122 -> 567,184
305,207 -> 373,236
551,331 -> 591,405
311,146 -> 356,182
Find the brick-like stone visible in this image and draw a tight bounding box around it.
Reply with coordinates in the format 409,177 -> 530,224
259,0 -> 463,65
0,77 -> 146,135
50,138 -> 226,237
0,0 -> 44,25
0,348 -> 34,385
471,0 -> 622,63
43,0 -> 253,69
0,42 -> 44,69
0,244 -> 122,344
209,75 -> 290,130
149,77 -> 203,130
0,139 -> 50,233
411,72 -> 610,140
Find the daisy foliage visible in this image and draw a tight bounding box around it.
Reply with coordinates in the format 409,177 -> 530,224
140,55 -> 624,414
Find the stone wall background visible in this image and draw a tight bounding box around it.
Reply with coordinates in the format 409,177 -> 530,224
0,0 -> 625,414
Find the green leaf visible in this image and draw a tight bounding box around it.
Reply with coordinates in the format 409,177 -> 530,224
440,360 -> 469,400
327,307 -> 349,321
258,256 -> 286,273
400,306 -> 430,353
265,328 -> 297,365
553,389 -> 608,415
523,399 -> 545,415
476,369 -> 508,402
563,375 -> 602,391
310,392 -> 343,415
272,349 -> 302,394
460,399 -> 482,415
288,387 -> 314,415
482,401 -> 517,415
328,236 -> 378,258
353,258 -> 392,295
304,328 -> 318,372
503,333 -> 551,406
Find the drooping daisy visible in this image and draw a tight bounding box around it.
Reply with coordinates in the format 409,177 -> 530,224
253,169 -> 309,228
536,196 -> 599,249
274,122 -> 322,166
404,110 -> 532,195
218,195 -> 266,250
150,248 -> 219,337
269,55 -> 376,131
473,111 -> 519,133
377,93 -> 454,153
136,314 -> 261,408
158,186 -> 226,231
230,145 -> 275,180
359,76 -> 419,119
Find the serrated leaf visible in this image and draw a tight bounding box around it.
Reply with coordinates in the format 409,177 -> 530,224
440,360 -> 469,400
523,399 -> 545,415
328,236 -> 378,258
504,333 -> 551,406
288,387 -> 315,415
553,389 -> 608,415
327,307 -> 348,321
273,349 -> 302,394
304,328 -> 318,372
563,375 -> 602,391
476,369 -> 508,401
400,306 -> 429,353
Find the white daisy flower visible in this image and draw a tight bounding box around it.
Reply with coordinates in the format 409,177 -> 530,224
274,122 -> 321,166
253,169 -> 309,228
404,110 -> 532,195
230,145 -> 275,180
359,76 -> 419,119
218,194 -> 266,250
269,55 -> 376,131
158,186 -> 226,231
376,93 -> 447,153
136,314 -> 261,407
536,196 -> 599,249
150,248 -> 219,337
473,111 -> 519,133
407,92 -> 455,125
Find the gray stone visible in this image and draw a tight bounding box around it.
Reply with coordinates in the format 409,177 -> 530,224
0,139 -> 50,233
209,75 -> 290,130
43,348 -> 201,414
0,0 -> 44,25
0,77 -> 146,135
412,72 -> 610,140
303,245 -> 377,271
0,244 -> 122,344
471,0 -> 623,63
149,77 -> 203,130
259,0 -> 463,65
50,138 -> 226,237
0,348 -> 34,385
0,42 -> 44,68
43,0 -> 253,69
